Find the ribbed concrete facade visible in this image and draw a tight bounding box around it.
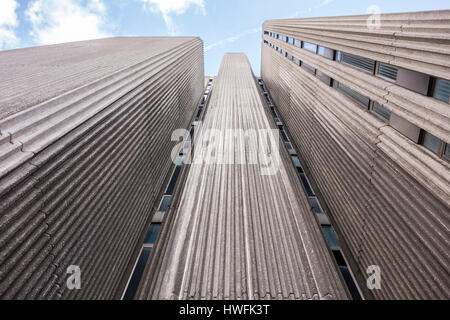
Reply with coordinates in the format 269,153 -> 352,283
0,37 -> 204,299
261,11 -> 450,299
137,53 -> 349,300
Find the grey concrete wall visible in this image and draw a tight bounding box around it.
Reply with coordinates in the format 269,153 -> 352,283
0,37 -> 204,299
262,10 -> 450,299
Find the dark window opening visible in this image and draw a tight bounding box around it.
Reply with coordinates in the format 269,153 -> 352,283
123,247 -> 152,300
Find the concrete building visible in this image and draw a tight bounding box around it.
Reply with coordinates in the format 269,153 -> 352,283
261,10 -> 450,299
0,37 -> 204,299
136,54 -> 350,300
0,9 -> 449,301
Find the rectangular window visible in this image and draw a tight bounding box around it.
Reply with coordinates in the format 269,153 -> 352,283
293,57 -> 300,65
144,224 -> 161,245
341,52 -> 375,73
433,78 -> 450,103
294,39 -> 301,47
165,166 -> 182,195
421,131 -> 441,155
299,173 -> 315,196
301,62 -> 316,75
445,144 -> 450,159
316,70 -> 331,86
378,63 -> 398,80
292,156 -> 301,167
335,51 -> 342,62
318,46 -> 334,60
159,195 -> 172,212
309,197 -> 322,213
323,226 -> 340,247
303,41 -> 317,53
337,83 -> 370,108
123,247 -> 152,300
372,102 -> 391,121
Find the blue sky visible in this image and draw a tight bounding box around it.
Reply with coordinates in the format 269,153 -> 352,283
0,0 -> 449,76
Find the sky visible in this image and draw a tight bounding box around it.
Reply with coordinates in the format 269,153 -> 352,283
0,0 -> 449,76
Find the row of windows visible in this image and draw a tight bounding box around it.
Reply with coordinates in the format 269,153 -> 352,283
257,78 -> 363,300
264,33 -> 450,162
122,78 -> 215,300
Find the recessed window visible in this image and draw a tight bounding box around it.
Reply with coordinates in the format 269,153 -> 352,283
309,197 -> 322,213
303,41 -> 317,53
294,39 -> 301,47
144,224 -> 161,245
339,266 -> 362,300
421,131 -> 441,155
433,78 -> 450,103
336,82 -> 370,108
159,195 -> 172,212
293,57 -> 300,65
341,52 -> 375,73
301,62 -> 316,75
123,247 -> 152,300
378,63 -> 398,80
299,173 -> 315,196
372,102 -> 391,121
292,156 -> 301,167
288,37 -> 294,45
322,226 -> 339,247
332,250 -> 346,266
445,144 -> 450,159
165,166 -> 182,195
317,46 -> 334,60
335,51 -> 342,62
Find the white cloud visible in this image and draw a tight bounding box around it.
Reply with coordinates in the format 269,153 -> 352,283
205,0 -> 335,52
0,0 -> 19,49
140,0 -> 206,36
25,0 -> 111,46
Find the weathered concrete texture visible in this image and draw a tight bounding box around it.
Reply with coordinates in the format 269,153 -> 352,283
136,54 -> 349,300
0,37 -> 204,299
262,10 -> 450,299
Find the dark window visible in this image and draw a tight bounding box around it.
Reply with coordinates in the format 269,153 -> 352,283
433,78 -> 450,103
301,62 -> 316,75
378,63 -> 398,80
317,46 -> 334,60
299,173 -> 314,196
372,102 -> 391,121
292,156 -> 301,167
421,131 -> 441,155
144,224 -> 161,245
323,226 -> 339,247
166,166 -> 182,195
341,52 -> 375,73
337,83 -> 370,108
303,41 -> 317,53
159,195 -> 172,212
339,266 -> 363,300
445,144 -> 450,159
123,247 -> 152,300
332,250 -> 346,266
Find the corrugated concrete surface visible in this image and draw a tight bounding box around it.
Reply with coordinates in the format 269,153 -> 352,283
262,11 -> 450,299
0,37 -> 204,299
137,53 -> 349,300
